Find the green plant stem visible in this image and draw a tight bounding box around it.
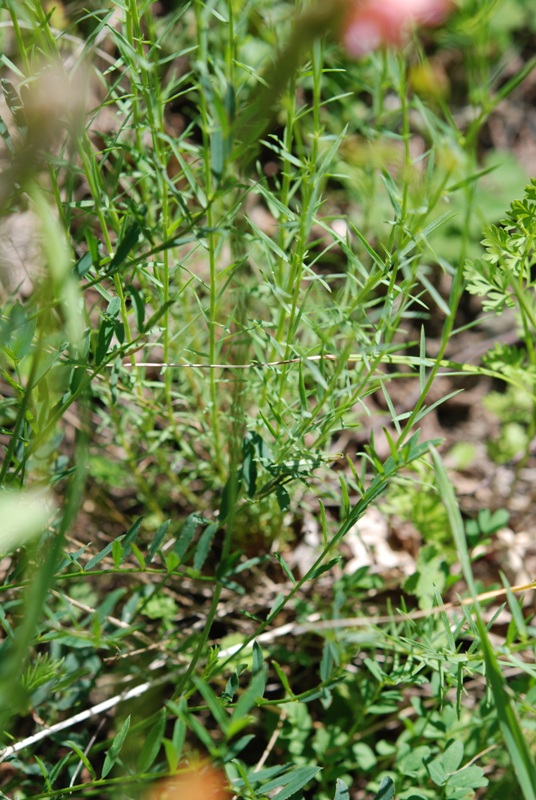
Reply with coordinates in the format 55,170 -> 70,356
219,435 -> 430,673
6,1 -> 30,73
195,0 -> 223,474
0,337 -> 43,486
398,140 -> 479,444
174,583 -> 223,698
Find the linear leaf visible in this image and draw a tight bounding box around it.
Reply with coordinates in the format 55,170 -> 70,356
101,715 -> 130,778
261,766 -> 320,800
138,709 -> 167,774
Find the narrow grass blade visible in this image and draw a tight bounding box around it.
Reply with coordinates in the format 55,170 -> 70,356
432,448 -> 536,799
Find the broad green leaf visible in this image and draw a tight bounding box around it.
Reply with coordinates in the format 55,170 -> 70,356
427,756 -> 448,786
333,778 -> 350,800
373,776 -> 395,800
447,765 -> 488,789
74,251 -> 93,278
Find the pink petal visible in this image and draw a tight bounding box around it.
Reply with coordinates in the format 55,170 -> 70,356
341,0 -> 452,57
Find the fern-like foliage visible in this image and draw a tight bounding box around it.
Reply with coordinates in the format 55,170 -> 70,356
464,178 -> 536,313
483,342 -> 536,400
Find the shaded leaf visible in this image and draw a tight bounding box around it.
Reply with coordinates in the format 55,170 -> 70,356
101,716 -> 130,778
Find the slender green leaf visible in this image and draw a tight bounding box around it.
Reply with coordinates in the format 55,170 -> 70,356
101,716 -> 131,778
265,766 -> 321,800
193,522 -> 218,571
432,448 -> 536,799
138,710 -> 167,774
147,520 -> 170,564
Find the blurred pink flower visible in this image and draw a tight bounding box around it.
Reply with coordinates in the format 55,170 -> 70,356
341,0 -> 452,58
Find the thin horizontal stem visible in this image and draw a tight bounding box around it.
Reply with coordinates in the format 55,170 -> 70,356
77,353 -> 519,389
2,578 -> 532,762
